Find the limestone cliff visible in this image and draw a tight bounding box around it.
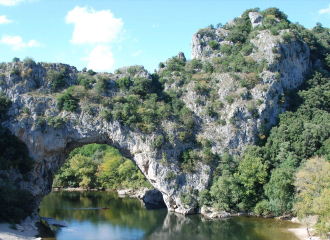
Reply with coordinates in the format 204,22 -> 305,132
0,12 -> 311,216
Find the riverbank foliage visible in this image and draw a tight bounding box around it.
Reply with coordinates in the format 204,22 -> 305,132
53,143 -> 152,190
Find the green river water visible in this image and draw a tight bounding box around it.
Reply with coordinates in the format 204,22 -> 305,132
38,191 -> 301,240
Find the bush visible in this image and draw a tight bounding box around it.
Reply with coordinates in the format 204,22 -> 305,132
0,93 -> 12,120
241,45 -> 253,56
226,30 -> 246,43
23,57 -> 36,65
10,68 -> 19,76
152,135 -> 164,149
127,65 -> 142,76
190,59 -> 203,69
165,171 -> 176,180
47,68 -> 66,91
47,117 -> 65,129
224,95 -> 234,104
281,31 -> 294,43
198,189 -> 211,206
270,27 -> 279,35
129,77 -> 152,97
202,61 -> 214,73
12,57 -> 20,62
57,87 -> 78,112
208,40 -> 219,50
94,74 -> 110,94
159,62 -> 165,68
116,76 -> 130,90
100,109 -> 112,121
77,73 -> 95,89
87,69 -> 96,76
254,200 -> 270,216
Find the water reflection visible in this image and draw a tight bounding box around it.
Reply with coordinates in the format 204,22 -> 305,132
39,191 -> 301,240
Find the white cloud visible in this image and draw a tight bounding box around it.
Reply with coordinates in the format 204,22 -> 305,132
152,24 -> 160,28
0,15 -> 12,24
0,34 -> 41,50
133,38 -> 138,42
83,45 -> 115,72
66,6 -> 124,44
319,4 -> 330,15
118,45 -> 122,51
131,50 -> 142,57
0,0 -> 37,6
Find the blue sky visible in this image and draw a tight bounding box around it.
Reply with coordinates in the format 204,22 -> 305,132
0,0 -> 330,73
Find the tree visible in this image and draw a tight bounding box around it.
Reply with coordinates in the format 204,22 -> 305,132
293,157 -> 330,236
264,168 -> 294,215
234,154 -> 268,208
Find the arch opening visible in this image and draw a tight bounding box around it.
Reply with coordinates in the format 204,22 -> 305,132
44,142 -> 166,210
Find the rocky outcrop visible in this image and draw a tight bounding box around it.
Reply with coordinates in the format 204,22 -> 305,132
0,18 -> 311,217
191,27 -> 230,60
249,12 -> 263,28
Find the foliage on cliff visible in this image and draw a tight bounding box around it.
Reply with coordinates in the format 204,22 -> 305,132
196,8 -> 330,235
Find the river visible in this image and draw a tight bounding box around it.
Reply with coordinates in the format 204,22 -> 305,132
38,191 -> 301,240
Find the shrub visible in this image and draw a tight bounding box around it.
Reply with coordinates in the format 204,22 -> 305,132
281,31 -> 294,43
82,67 -> 87,72
208,40 -> 220,50
205,104 -> 216,117
87,69 -> 96,76
241,45 -> 253,56
0,93 -> 12,120
127,65 -> 142,76
226,30 -> 246,43
10,68 -> 19,76
100,109 -> 112,121
270,27 -> 279,35
47,68 -> 66,91
129,77 -> 152,97
23,57 -> 36,65
152,135 -> 164,149
116,76 -> 130,90
159,62 -> 165,68
165,171 -> 176,180
77,73 -> 95,89
57,87 -> 78,112
12,57 -> 20,62
254,200 -> 270,216
198,189 -> 211,206
94,74 -> 110,94
190,59 -> 203,69
47,117 -> 65,129
202,61 -> 214,73
224,95 -> 234,104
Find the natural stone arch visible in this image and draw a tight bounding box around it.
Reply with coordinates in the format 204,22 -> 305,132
6,116 -> 211,215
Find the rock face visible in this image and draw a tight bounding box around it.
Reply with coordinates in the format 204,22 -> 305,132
249,12 -> 263,28
191,27 -> 230,60
0,21 -> 311,216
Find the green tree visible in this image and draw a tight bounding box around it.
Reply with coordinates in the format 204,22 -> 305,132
234,154 -> 268,208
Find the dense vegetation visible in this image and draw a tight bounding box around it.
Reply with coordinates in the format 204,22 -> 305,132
196,8 -> 330,236
53,143 -> 152,190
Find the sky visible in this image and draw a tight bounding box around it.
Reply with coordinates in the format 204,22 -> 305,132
0,0 -> 330,73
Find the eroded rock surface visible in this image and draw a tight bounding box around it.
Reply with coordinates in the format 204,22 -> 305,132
0,21 -> 311,216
